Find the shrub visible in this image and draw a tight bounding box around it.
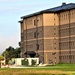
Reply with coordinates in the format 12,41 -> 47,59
32,60 -> 36,65
22,59 -> 29,66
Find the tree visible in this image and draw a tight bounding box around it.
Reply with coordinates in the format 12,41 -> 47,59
0,55 -> 4,68
2,45 -> 21,64
15,47 -> 21,58
18,42 -> 21,47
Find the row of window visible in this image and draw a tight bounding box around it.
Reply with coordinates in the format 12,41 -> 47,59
60,41 -> 74,47
27,19 -> 32,25
25,44 -> 39,50
53,27 -> 75,36
27,13 -> 75,25
59,23 -> 75,30
59,28 -> 75,37
60,28 -> 75,34
60,11 -> 75,21
60,27 -> 75,31
60,55 -> 74,60
26,19 -> 39,26
25,32 -> 40,39
22,31 -> 40,40
27,44 -> 33,49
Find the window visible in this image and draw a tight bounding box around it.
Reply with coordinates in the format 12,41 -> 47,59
67,55 -> 68,59
34,32 -> 36,38
69,55 -> 70,59
66,14 -> 67,20
34,20 -> 36,26
54,33 -> 56,35
27,19 -> 32,25
63,56 -> 64,59
54,42 -> 56,44
59,56 -> 61,59
36,44 -> 39,50
65,56 -> 66,59
27,32 -> 33,38
34,19 -> 38,26
62,15 -> 63,20
54,28 -> 56,30
61,56 -> 62,59
72,12 -> 73,18
73,55 -> 74,59
72,28 -> 74,32
64,14 -> 65,20
54,47 -> 56,49
70,41 -> 74,46
28,44 -> 33,48
34,32 -> 39,38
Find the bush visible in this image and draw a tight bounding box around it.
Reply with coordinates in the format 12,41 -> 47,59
22,60 -> 29,66
32,60 -> 36,65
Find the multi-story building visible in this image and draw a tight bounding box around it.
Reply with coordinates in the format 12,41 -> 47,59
19,3 -> 75,64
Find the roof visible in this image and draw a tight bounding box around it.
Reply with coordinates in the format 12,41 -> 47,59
18,20 -> 23,23
21,3 -> 75,19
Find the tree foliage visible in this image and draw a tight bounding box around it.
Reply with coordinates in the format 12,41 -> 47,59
0,55 -> 4,60
2,45 -> 21,64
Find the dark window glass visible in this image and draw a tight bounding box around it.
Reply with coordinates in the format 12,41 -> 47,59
54,28 -> 56,30
63,56 -> 64,59
36,44 -> 39,50
34,32 -> 39,38
54,43 -> 56,44
34,19 -> 38,26
73,55 -> 74,59
34,32 -> 36,38
54,47 -> 56,49
54,33 -> 56,35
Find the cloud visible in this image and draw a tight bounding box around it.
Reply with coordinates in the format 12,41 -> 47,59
0,35 -> 20,54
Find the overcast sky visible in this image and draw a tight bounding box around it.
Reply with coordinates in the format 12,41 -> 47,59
0,0 -> 75,54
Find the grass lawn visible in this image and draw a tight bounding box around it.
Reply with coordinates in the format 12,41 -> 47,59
0,63 -> 75,75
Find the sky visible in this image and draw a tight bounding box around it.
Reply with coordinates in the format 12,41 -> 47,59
0,0 -> 75,54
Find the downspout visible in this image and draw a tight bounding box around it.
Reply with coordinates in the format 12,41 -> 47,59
69,10 -> 71,63
26,19 -> 28,57
36,15 -> 39,57
59,13 -> 61,63
42,14 -> 44,64
54,13 -> 56,64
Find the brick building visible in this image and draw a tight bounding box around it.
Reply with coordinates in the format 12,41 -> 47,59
19,3 -> 75,64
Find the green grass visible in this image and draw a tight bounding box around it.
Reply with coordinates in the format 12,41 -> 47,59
0,63 -> 75,71
0,63 -> 75,75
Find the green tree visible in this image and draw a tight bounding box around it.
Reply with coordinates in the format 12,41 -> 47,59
15,47 -> 21,58
18,42 -> 21,47
2,45 -> 21,64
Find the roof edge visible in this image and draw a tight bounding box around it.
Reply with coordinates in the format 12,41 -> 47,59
18,20 -> 23,23
21,3 -> 75,19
